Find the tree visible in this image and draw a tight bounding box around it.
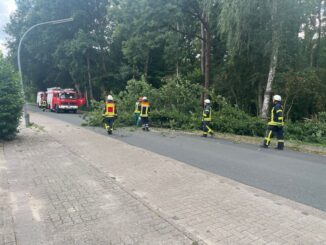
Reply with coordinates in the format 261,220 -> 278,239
4,0 -> 326,121
219,0 -> 306,118
177,0 -> 221,100
0,53 -> 23,140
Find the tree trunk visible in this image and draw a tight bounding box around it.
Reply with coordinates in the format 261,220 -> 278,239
201,22 -> 205,74
286,96 -> 296,122
176,22 -> 180,78
85,86 -> 89,108
204,22 -> 210,100
144,52 -> 149,80
315,0 -> 322,69
261,1 -> 279,119
261,41 -> 279,119
257,82 -> 262,117
100,46 -> 108,73
74,83 -> 81,96
200,22 -> 206,105
132,64 -> 135,79
200,12 -> 211,102
176,61 -> 179,78
310,43 -> 316,68
87,56 -> 94,100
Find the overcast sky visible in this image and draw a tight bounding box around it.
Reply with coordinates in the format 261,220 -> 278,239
0,0 -> 16,55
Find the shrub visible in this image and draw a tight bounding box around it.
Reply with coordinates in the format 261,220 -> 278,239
211,104 -> 265,137
0,54 -> 23,140
318,112 -> 326,123
285,119 -> 326,144
83,77 -> 203,130
82,100 -> 104,126
82,76 -> 326,145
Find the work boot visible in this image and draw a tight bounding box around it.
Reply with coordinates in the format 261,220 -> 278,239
260,139 -> 269,148
260,141 -> 269,148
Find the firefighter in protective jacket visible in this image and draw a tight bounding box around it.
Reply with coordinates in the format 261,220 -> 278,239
103,95 -> 117,134
140,96 -> 150,131
202,99 -> 214,137
41,99 -> 47,112
262,94 -> 284,150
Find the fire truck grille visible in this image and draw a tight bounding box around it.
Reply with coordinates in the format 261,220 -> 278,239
62,102 -> 76,105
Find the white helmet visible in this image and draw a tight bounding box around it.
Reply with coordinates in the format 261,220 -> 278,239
142,96 -> 148,101
107,95 -> 113,101
273,95 -> 281,102
204,99 -> 211,104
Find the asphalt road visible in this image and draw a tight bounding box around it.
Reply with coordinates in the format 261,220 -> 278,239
28,105 -> 326,212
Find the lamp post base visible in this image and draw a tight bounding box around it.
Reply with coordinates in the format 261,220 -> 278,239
24,113 -> 30,127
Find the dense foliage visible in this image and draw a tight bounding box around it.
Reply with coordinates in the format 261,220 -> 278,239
83,78 -> 326,144
5,0 -> 326,119
0,53 -> 23,140
4,0 -> 326,144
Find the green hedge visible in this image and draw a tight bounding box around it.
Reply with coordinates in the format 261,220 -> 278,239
81,100 -> 104,126
211,106 -> 265,137
285,113 -> 326,144
0,54 -> 23,140
82,77 -> 326,145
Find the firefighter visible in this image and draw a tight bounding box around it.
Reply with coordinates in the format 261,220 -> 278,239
140,96 -> 150,131
262,94 -> 284,150
41,99 -> 47,112
102,95 -> 117,135
134,97 -> 142,126
202,99 -> 214,137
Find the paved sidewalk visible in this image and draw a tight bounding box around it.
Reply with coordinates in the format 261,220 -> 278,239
1,112 -> 326,244
0,144 -> 16,244
2,126 -> 192,244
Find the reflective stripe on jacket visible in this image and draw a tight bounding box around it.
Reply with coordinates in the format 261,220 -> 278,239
104,102 -> 116,117
202,106 -> 212,122
268,103 -> 284,126
140,102 -> 150,117
134,102 -> 141,113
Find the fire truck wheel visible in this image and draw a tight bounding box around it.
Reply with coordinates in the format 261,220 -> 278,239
72,109 -> 77,114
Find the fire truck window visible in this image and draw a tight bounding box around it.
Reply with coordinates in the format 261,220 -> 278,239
60,93 -> 76,99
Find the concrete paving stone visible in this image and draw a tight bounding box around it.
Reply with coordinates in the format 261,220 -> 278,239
4,127 -> 191,243
2,113 -> 326,244
4,242 -> 16,245
3,232 -> 15,243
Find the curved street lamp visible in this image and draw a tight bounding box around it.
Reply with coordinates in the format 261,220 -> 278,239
17,17 -> 74,126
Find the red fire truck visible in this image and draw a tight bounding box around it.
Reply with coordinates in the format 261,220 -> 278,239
46,87 -> 86,113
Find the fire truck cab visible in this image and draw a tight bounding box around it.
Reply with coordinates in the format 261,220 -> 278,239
46,87 -> 81,113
